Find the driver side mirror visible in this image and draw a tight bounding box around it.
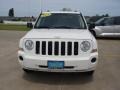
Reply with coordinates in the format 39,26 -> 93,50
27,22 -> 33,28
88,22 -> 95,30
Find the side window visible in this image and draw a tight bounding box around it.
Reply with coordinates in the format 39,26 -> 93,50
114,17 -> 120,25
99,18 -> 106,25
104,18 -> 114,26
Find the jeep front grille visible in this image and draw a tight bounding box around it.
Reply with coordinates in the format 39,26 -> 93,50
35,41 -> 79,56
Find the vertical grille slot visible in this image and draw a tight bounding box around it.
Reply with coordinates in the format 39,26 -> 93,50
67,42 -> 72,55
61,42 -> 65,55
74,42 -> 78,55
42,41 -> 46,55
36,41 -> 40,54
54,42 -> 59,55
48,41 -> 52,55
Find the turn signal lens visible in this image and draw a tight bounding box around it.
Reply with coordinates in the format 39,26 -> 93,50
19,48 -> 24,51
91,49 -> 97,53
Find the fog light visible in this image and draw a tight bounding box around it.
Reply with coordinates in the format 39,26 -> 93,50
19,56 -> 23,61
91,58 -> 96,63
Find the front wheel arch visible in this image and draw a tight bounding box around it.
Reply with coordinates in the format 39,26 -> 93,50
90,30 -> 96,38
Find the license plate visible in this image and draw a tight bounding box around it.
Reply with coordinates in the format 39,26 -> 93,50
48,61 -> 64,69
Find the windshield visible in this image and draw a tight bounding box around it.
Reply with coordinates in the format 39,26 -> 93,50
34,13 -> 87,29
95,17 -> 109,26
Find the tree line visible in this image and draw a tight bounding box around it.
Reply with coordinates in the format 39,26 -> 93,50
7,8 -> 110,22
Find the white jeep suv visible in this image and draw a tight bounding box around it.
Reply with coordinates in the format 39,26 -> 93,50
18,11 -> 98,75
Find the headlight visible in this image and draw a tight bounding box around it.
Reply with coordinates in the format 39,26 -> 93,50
80,41 -> 91,52
25,40 -> 34,50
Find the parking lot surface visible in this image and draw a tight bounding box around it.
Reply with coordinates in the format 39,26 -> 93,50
0,30 -> 120,90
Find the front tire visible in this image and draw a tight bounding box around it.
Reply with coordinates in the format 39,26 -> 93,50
23,68 -> 33,73
86,71 -> 95,76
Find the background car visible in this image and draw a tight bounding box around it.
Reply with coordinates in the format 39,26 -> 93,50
92,16 -> 120,37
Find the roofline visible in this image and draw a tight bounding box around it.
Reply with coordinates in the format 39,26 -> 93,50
42,11 -> 81,14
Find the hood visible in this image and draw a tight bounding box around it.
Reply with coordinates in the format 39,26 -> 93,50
24,29 -> 93,40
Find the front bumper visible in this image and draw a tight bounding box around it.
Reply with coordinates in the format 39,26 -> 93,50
18,51 -> 98,72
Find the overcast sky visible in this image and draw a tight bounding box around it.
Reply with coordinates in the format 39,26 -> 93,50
0,0 -> 120,17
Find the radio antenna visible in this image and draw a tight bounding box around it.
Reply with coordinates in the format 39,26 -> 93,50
40,0 -> 43,13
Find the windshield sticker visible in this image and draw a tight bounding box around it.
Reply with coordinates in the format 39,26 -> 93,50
41,13 -> 52,17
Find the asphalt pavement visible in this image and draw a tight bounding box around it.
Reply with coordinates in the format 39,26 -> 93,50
0,30 -> 120,90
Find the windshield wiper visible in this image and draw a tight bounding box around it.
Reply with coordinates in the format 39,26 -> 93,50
51,26 -> 82,29
35,26 -> 51,29
35,26 -> 81,29
51,26 -> 73,29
